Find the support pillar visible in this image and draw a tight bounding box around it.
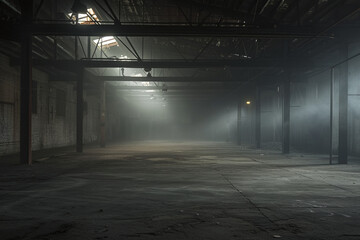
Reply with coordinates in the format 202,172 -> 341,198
338,45 -> 348,164
87,36 -> 91,58
20,0 -> 33,164
282,74 -> 290,154
76,68 -> 84,152
282,40 -> 290,154
329,68 -> 334,164
237,102 -> 241,145
255,87 -> 261,148
99,82 -> 106,147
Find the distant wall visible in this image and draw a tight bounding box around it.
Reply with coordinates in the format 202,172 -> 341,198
0,53 -> 100,156
240,43 -> 360,156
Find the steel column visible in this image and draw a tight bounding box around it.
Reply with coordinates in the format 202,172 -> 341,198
282,74 -> 290,154
87,36 -> 91,58
255,86 -> 261,148
20,0 -> 33,164
282,40 -> 290,154
329,68 -> 334,164
338,45 -> 348,164
76,68 -> 84,153
99,82 -> 106,148
237,102 -> 241,145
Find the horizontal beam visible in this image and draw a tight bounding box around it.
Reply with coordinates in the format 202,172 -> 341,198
119,92 -> 226,96
7,23 -> 332,38
32,58 -> 285,69
29,57 -> 325,69
114,86 -> 237,91
99,76 -> 247,82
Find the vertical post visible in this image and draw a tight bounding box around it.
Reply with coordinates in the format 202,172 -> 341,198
75,14 -> 78,60
99,81 -> 106,147
54,37 -> 57,60
52,0 -> 57,60
76,68 -> 84,153
282,74 -> 290,154
282,40 -> 291,154
20,0 -> 33,165
329,68 -> 334,164
255,86 -> 261,148
87,36 -> 91,58
338,45 -> 348,164
75,36 -> 78,60
237,102 -> 241,145
51,0 -> 57,20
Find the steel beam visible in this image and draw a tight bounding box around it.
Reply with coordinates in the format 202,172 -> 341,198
99,82 -> 106,148
76,68 -> 84,153
114,85 -> 241,91
282,41 -> 290,154
20,0 -> 33,165
255,86 -> 261,149
119,92 -> 226,97
338,44 -> 348,164
282,73 -> 290,154
237,102 -> 241,145
104,76 -> 242,82
7,23 -> 330,38
329,68 -> 334,164
32,58 -> 289,69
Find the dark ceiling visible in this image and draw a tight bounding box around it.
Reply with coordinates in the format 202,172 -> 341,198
1,0 -> 360,99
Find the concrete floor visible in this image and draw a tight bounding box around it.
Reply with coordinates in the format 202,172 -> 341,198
1,142 -> 360,240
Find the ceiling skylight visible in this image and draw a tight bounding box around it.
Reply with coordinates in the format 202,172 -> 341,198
93,36 -> 118,48
68,8 -> 99,24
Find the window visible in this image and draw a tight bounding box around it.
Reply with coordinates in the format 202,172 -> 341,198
56,89 -> 66,117
32,81 -> 37,114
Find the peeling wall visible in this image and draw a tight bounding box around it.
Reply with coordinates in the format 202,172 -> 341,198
0,53 -> 101,156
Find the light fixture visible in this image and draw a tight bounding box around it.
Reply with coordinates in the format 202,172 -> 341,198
246,101 -> 251,105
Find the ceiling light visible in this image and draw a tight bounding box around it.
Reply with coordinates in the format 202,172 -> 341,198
246,101 -> 251,105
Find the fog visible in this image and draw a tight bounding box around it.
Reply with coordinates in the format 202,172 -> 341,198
101,42 -> 360,156
105,88 -> 238,143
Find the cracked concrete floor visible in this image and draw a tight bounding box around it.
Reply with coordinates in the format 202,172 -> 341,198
1,141 -> 360,240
